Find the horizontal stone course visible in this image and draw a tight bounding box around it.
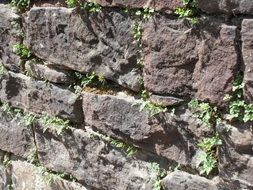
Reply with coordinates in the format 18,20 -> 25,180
0,71 -> 83,123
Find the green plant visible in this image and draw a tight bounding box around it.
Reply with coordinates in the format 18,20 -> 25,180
138,100 -> 167,116
188,100 -> 219,127
22,112 -> 37,127
196,134 -> 222,175
1,103 -> 14,116
81,0 -> 102,13
13,43 -> 31,59
175,0 -> 198,24
135,7 -> 155,20
132,22 -> 142,43
65,0 -> 79,8
110,139 -> 138,157
3,153 -> 11,168
0,63 -> 7,75
11,0 -> 31,10
40,115 -> 70,135
149,163 -> 167,190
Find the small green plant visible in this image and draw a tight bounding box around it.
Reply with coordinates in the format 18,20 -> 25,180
40,115 -> 70,135
132,22 -> 142,44
110,139 -> 138,157
175,0 -> 198,24
65,0 -> 79,8
138,100 -> 167,116
135,7 -> 155,20
13,43 -> 31,59
81,0 -> 102,13
0,63 -> 7,75
188,100 -> 220,127
3,153 -> 11,168
196,134 -> 222,175
1,103 -> 14,116
11,0 -> 31,11
22,112 -> 37,127
149,163 -> 167,190
79,72 -> 105,88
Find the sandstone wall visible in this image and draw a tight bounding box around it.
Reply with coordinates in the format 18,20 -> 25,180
0,0 -> 253,189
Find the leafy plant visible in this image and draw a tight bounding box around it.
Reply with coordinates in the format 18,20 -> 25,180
0,63 -> 7,75
138,100 -> 167,116
135,7 -> 155,20
1,103 -> 14,116
196,134 -> 222,175
3,153 -> 11,168
132,22 -> 142,43
188,100 -> 220,127
65,0 -> 79,8
175,0 -> 199,24
110,139 -> 138,157
81,0 -> 102,13
149,163 -> 167,190
11,0 -> 31,11
22,112 -> 37,127
40,115 -> 70,135
13,43 -> 31,59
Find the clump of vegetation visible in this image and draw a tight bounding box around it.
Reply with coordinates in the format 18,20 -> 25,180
110,139 -> 138,157
196,133 -> 222,175
40,114 -> 70,135
135,7 -> 155,21
11,0 -> 31,11
0,63 -> 7,75
175,0 -> 199,24
66,0 -> 102,13
13,43 -> 31,59
148,163 -> 167,190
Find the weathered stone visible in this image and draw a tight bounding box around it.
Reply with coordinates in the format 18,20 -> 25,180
242,19 -> 253,103
0,109 -> 35,158
150,94 -> 184,106
25,60 -> 77,84
82,92 -> 206,165
0,4 -> 22,72
197,0 -> 253,15
34,125 -> 153,190
0,71 -> 83,123
0,151 -> 9,190
143,16 -> 239,107
93,0 -> 183,14
11,160 -> 88,190
24,7 -> 141,92
161,171 -> 218,190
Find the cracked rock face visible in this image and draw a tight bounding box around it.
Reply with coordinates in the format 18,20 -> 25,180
143,16 -> 239,107
24,7 -> 141,92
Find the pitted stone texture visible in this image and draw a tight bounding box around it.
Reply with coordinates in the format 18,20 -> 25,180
143,16 -> 239,107
0,71 -> 83,123
0,4 -> 22,72
93,0 -> 183,14
34,126 -> 153,190
242,19 -> 253,103
24,7 -> 141,92
0,110 -> 35,158
197,0 -> 253,15
161,171 -> 218,190
82,92 -> 209,166
25,60 -> 77,84
11,160 -> 88,190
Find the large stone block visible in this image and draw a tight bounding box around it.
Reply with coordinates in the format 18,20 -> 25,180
24,7 -> 141,92
161,171 -> 218,190
82,92 -> 210,166
0,4 -> 22,72
11,160 -> 88,190
0,71 -> 83,123
94,0 -> 183,14
197,0 -> 253,15
0,110 -> 35,159
242,19 -> 253,103
34,126 -> 153,189
143,16 -> 239,107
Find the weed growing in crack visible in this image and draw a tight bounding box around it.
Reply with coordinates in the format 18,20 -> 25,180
13,43 -> 31,59
110,139 -> 138,157
148,163 -> 167,190
135,7 -> 155,21
81,0 -> 102,13
196,133 -> 222,175
11,0 -> 31,11
175,0 -> 199,24
40,114 -> 70,135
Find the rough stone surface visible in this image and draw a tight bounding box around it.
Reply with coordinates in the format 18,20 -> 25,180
82,92 -> 207,166
242,19 -> 253,103
0,71 -> 83,123
0,109 -> 35,159
34,126 -> 153,190
11,160 -> 88,190
197,0 -> 253,15
25,60 -> 77,84
143,16 -> 239,107
24,7 -> 141,92
0,151 -> 9,190
161,171 -> 218,190
94,0 -> 183,13
150,94 -> 184,106
0,4 -> 22,72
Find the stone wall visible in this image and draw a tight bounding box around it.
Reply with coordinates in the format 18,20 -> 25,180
0,0 -> 253,189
